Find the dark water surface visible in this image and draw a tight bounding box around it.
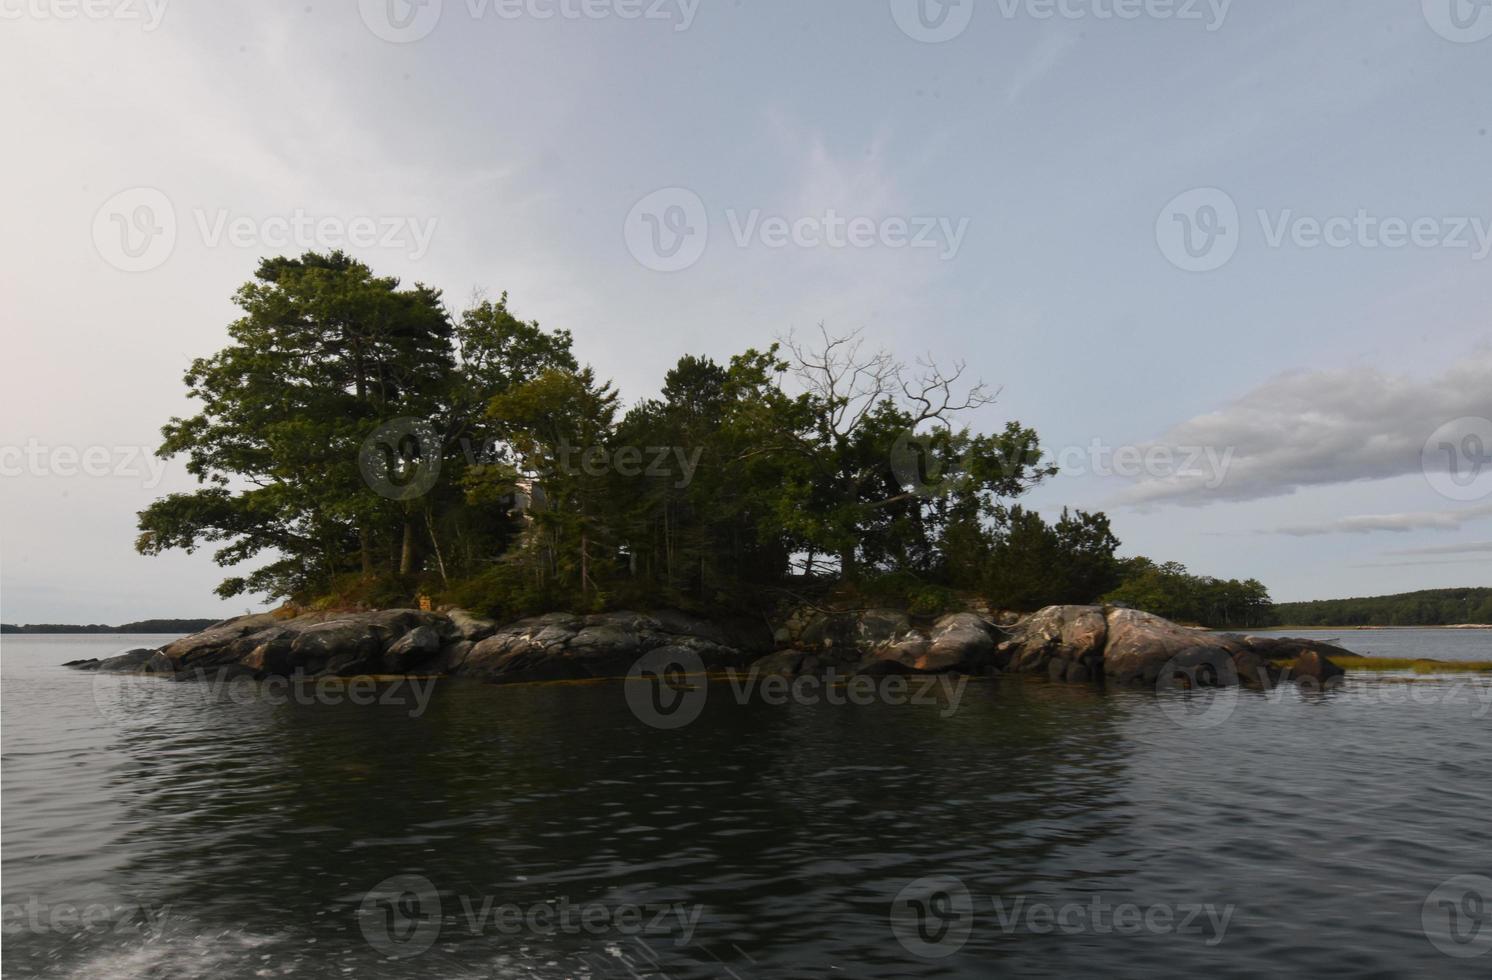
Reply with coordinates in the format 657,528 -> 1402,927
4,632 -> 1492,978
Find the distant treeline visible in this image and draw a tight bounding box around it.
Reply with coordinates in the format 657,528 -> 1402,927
1272,588 -> 1492,627
1104,558 -> 1272,630
0,619 -> 220,635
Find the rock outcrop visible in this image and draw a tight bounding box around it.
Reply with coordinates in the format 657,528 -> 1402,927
66,603 -> 1346,692
760,608 -> 1003,677
63,647 -> 170,673
999,605 -> 1347,690
67,608 -> 770,684
458,610 -> 767,683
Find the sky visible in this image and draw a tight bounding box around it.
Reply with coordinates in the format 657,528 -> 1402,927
2,0 -> 1490,622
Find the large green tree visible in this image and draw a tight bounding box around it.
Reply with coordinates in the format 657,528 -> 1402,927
137,253 -> 574,600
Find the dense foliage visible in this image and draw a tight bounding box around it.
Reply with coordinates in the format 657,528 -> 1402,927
132,254 -> 1056,615
1103,558 -> 1273,629
137,252 -> 1284,625
1271,588 -> 1492,627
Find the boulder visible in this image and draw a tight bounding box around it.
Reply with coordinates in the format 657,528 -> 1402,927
445,608 -> 499,642
1102,610 -> 1302,690
241,636 -> 295,676
384,625 -> 442,671
1003,605 -> 1107,678
433,639 -> 474,674
78,648 -> 160,672
161,613 -> 281,669
455,610 -> 769,683
1286,649 -> 1347,688
1001,606 -> 1343,690
863,632 -> 932,674
288,618 -> 387,674
922,613 -> 998,672
1006,612 -> 1110,682
858,610 -> 913,649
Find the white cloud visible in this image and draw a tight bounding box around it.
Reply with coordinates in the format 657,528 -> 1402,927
1386,540 -> 1492,557
1118,349 -> 1492,506
1270,503 -> 1492,536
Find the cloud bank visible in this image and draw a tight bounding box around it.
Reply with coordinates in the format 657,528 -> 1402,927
1117,350 -> 1492,506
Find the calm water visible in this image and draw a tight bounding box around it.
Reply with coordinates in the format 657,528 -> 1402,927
3,631 -> 1492,978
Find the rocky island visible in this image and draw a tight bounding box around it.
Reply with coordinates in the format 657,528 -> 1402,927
66,604 -> 1347,692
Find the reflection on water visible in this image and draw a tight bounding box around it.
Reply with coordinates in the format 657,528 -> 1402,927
3,634 -> 1491,978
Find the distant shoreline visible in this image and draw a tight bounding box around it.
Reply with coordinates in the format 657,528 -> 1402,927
1264,624 -> 1492,632
1,619 -> 220,635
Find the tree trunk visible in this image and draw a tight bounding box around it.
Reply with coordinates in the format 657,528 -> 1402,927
424,507 -> 449,587
399,517 -> 419,576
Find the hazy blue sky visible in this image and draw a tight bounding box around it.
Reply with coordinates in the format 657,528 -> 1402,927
2,0 -> 1490,621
